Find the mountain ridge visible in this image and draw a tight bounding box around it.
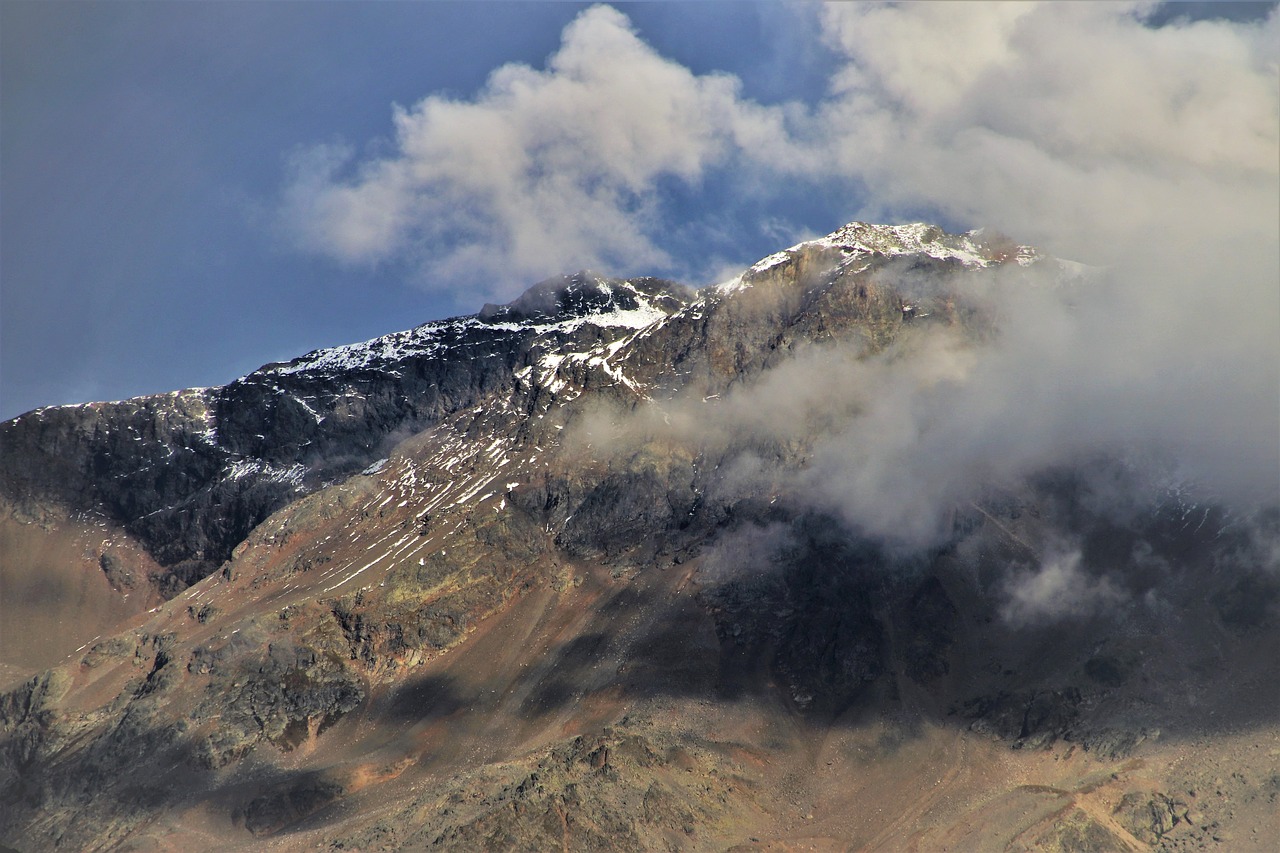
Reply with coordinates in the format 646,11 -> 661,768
0,220 -> 1027,607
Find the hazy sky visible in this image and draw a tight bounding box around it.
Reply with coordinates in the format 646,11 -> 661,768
2,1 -> 1276,421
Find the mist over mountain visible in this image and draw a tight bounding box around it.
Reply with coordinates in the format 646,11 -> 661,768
2,221 -> 1277,851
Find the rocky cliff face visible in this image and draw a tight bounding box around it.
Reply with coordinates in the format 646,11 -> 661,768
2,223 -> 1277,852
0,273 -> 691,598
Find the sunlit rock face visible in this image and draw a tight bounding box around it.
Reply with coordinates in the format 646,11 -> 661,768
3,223 -> 1277,853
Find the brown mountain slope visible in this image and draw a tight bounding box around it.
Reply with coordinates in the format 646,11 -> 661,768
2,224 -> 1277,852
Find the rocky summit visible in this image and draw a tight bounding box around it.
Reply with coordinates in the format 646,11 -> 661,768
2,223 -> 1277,852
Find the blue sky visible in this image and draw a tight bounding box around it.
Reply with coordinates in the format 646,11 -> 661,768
2,1 -> 1276,421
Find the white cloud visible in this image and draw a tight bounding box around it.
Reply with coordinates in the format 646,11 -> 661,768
805,1 -> 1280,516
817,2 -> 1279,259
280,4 -> 796,297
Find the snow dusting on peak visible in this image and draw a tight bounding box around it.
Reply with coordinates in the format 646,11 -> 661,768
479,272 -> 688,329
263,274 -> 688,379
738,221 -> 1042,281
231,224 -> 1052,385
815,221 -> 992,267
264,320 -> 460,377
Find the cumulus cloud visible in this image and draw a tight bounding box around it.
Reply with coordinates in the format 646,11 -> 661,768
280,4 -> 797,296
818,2 -> 1278,258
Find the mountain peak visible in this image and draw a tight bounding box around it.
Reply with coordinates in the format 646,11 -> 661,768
257,274 -> 691,381
478,272 -> 692,325
738,220 -> 1040,284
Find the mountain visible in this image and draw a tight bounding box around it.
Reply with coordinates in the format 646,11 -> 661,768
2,223 -> 1277,851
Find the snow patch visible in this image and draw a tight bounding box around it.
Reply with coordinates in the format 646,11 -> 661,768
226,459 -> 307,487
262,280 -> 674,380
